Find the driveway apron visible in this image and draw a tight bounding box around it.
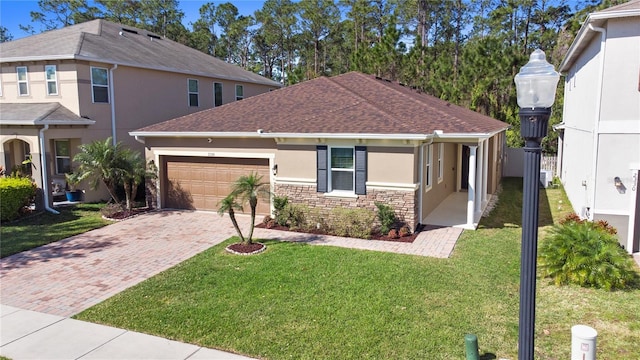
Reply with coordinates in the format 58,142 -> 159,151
0,211 -> 243,317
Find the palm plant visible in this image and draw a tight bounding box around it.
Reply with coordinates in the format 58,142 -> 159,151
73,137 -> 122,203
231,172 -> 271,244
218,194 -> 245,243
539,220 -> 639,291
118,149 -> 156,211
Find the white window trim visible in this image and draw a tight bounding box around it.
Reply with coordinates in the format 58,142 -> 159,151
235,84 -> 244,101
425,144 -> 433,192
90,66 -> 109,103
188,78 -> 199,107
214,82 -> 223,107
328,146 -> 355,194
437,143 -> 444,183
16,66 -> 29,96
45,64 -> 58,96
54,139 -> 70,175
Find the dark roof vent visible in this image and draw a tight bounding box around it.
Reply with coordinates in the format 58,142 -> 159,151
147,33 -> 161,40
121,28 -> 138,34
375,76 -> 382,80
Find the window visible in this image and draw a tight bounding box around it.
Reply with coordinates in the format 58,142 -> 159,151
317,146 -> 367,195
17,66 -> 29,96
425,144 -> 432,190
235,84 -> 244,100
45,65 -> 58,95
54,140 -> 71,174
91,67 -> 109,103
437,143 -> 444,183
330,147 -> 354,192
214,82 -> 223,107
188,79 -> 199,106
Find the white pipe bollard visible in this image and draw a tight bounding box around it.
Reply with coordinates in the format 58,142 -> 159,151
571,325 -> 597,360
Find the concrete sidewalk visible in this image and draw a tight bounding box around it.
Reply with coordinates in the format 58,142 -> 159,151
0,305 -> 255,360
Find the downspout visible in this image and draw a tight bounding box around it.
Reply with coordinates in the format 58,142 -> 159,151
39,124 -> 59,214
109,64 -> 118,145
587,24 -> 606,220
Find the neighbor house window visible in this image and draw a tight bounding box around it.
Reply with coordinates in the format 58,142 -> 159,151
188,79 -> 199,106
235,84 -> 244,100
17,66 -> 29,96
45,65 -> 58,95
425,144 -> 432,190
91,67 -> 109,103
214,82 -> 223,107
54,140 -> 71,174
437,143 -> 444,183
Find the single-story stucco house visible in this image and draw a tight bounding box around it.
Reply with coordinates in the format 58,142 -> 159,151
130,72 -> 509,230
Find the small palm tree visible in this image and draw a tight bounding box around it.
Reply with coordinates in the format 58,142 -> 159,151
118,149 -> 155,211
231,172 -> 270,244
218,194 -> 245,243
73,137 -> 122,203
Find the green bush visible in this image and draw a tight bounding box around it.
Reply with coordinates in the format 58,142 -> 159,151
539,220 -> 639,291
273,195 -> 289,226
375,202 -> 397,234
330,208 -> 375,239
284,203 -> 307,230
0,177 -> 36,221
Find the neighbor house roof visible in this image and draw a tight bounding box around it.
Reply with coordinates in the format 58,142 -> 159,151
0,103 -> 95,126
560,0 -> 640,72
131,72 -> 508,141
0,19 -> 281,87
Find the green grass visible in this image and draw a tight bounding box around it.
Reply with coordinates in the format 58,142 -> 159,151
0,203 -> 112,258
75,179 -> 640,359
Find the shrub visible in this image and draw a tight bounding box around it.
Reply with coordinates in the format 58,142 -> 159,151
284,203 -> 307,230
330,208 -> 375,239
305,207 -> 330,233
398,225 -> 411,237
388,229 -> 399,239
0,177 -> 36,221
375,202 -> 397,234
100,203 -> 126,218
273,195 -> 289,226
539,220 -> 639,291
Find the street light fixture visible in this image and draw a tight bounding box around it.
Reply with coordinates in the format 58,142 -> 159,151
514,49 -> 560,360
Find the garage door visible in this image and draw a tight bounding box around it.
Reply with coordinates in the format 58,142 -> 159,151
163,156 -> 271,215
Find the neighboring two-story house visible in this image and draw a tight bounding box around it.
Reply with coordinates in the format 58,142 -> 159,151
0,19 -> 280,205
557,0 -> 640,253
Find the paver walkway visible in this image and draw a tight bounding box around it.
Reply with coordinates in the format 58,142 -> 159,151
1,210 -> 461,318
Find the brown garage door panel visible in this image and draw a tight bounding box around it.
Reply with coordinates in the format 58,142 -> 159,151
163,156 -> 270,214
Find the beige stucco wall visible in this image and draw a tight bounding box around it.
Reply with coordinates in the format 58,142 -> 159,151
422,142 -> 457,218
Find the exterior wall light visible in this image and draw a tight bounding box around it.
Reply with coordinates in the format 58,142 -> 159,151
514,49 -> 560,360
614,176 -> 626,194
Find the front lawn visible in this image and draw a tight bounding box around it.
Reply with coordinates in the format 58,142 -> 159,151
0,203 -> 112,258
75,179 -> 640,359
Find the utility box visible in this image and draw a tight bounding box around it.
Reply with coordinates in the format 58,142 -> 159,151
540,169 -> 552,188
571,325 -> 597,360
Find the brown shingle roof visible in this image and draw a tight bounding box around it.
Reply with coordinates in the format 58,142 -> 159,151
133,72 -> 508,137
0,20 -> 280,87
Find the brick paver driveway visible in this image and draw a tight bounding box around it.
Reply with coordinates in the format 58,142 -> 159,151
1,210 -> 461,317
0,211 -> 244,317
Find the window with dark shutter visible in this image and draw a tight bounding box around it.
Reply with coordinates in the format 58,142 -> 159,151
317,145 -> 328,192
355,146 -> 367,195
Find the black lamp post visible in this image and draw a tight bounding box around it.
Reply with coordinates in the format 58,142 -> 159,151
514,49 -> 560,360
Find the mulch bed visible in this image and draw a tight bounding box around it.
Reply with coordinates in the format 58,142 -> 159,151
256,223 -> 418,243
103,207 -> 153,221
226,242 -> 267,255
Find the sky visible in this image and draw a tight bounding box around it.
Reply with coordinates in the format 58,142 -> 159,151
0,0 -> 268,40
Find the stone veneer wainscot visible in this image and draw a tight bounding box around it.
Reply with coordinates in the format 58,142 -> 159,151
275,184 -> 419,230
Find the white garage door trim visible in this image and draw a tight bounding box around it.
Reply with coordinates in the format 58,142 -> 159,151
153,150 -> 275,211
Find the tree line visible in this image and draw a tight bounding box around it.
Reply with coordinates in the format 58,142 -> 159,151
2,0 -> 627,152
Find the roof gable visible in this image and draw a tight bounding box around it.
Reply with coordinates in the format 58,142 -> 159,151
132,72 -> 508,138
0,20 -> 280,87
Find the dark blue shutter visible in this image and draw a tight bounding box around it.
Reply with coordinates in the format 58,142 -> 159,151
355,146 -> 367,195
317,145 -> 328,193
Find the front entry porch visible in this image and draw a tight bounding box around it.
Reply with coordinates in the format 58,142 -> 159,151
423,191 -> 496,229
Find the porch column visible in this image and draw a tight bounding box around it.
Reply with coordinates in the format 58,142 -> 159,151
467,145 -> 478,227
475,141 -> 483,214
482,138 -> 489,204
